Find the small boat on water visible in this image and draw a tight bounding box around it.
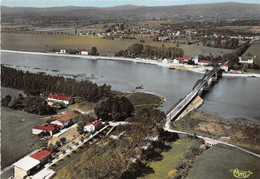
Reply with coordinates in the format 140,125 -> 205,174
135,85 -> 144,89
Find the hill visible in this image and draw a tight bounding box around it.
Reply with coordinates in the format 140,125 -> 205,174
2,2 -> 260,22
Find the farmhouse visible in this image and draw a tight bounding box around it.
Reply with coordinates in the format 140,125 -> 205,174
198,60 -> 210,66
50,111 -> 75,129
221,63 -> 229,72
176,56 -> 191,64
84,120 -> 102,133
47,94 -> 73,106
32,125 -> 56,136
81,49 -> 89,55
13,156 -> 40,179
31,150 -> 52,166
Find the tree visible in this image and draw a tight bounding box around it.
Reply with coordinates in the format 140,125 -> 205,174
91,47 -> 98,56
60,137 -> 66,145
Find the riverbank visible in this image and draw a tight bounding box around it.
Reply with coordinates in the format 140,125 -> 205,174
172,109 -> 260,154
2,49 -> 260,78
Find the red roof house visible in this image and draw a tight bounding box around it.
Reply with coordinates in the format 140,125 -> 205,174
32,125 -> 56,136
84,120 -> 102,132
50,111 -> 75,128
47,94 -> 73,105
31,150 -> 52,165
198,60 -> 210,66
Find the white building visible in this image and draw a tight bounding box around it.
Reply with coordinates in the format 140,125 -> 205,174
47,94 -> 73,106
81,49 -> 89,55
198,60 -> 210,66
173,58 -> 180,64
13,156 -> 40,179
84,120 -> 102,133
221,63 -> 229,72
163,57 -> 172,63
50,111 -> 75,129
60,49 -> 66,54
238,57 -> 254,64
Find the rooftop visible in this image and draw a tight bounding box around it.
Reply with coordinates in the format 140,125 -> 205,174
33,125 -> 56,132
85,120 -> 102,127
13,156 -> 40,171
56,111 -> 75,122
31,150 -> 51,161
48,94 -> 71,101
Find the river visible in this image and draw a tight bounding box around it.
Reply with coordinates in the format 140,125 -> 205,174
2,51 -> 260,124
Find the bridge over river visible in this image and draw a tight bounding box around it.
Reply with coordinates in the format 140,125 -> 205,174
164,67 -> 222,130
163,67 -> 260,158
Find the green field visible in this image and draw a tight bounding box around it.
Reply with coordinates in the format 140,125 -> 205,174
142,138 -> 195,179
1,107 -> 47,168
243,44 -> 260,65
187,144 -> 260,179
2,33 -> 233,57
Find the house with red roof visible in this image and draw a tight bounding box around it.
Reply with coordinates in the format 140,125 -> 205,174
175,56 -> 191,64
81,49 -> 89,55
47,94 -> 73,106
221,63 -> 229,72
50,111 -> 75,129
31,150 -> 52,165
84,120 -> 102,133
32,125 -> 57,136
198,60 -> 210,66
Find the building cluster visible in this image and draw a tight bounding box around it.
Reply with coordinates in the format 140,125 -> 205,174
13,150 -> 54,179
32,111 -> 75,136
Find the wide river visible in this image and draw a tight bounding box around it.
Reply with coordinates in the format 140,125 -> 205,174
2,52 -> 260,124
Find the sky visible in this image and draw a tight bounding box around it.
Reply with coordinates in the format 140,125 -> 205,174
2,0 -> 260,7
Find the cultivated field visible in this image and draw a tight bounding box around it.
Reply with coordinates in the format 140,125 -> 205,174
2,33 -> 233,57
242,44 -> 260,65
224,26 -> 260,34
187,144 -> 260,179
1,107 -> 48,168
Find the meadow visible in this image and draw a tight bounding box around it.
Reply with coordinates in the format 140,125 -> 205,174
187,144 -> 260,179
2,33 -> 233,57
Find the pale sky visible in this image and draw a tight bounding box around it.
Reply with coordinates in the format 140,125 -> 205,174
2,0 -> 260,7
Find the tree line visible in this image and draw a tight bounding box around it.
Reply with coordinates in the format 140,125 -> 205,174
1,65 -> 111,102
115,43 -> 184,59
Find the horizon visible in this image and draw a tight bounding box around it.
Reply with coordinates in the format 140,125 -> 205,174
2,0 -> 260,8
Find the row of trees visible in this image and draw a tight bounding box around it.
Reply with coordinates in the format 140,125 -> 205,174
1,65 -> 111,102
115,43 -> 184,59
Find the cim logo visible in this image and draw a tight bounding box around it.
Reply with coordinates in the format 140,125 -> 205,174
230,168 -> 253,178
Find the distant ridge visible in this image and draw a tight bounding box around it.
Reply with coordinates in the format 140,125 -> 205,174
2,2 -> 260,21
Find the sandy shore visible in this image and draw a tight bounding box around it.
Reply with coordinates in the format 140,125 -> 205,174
1,49 -> 260,78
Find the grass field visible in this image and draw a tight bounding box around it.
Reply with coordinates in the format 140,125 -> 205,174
142,138 -> 195,179
125,92 -> 164,110
224,26 -> 260,34
2,33 -> 233,57
187,144 -> 260,179
1,107 -> 48,168
242,44 -> 260,65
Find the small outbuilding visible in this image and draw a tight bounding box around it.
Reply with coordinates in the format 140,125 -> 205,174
81,49 -> 89,55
